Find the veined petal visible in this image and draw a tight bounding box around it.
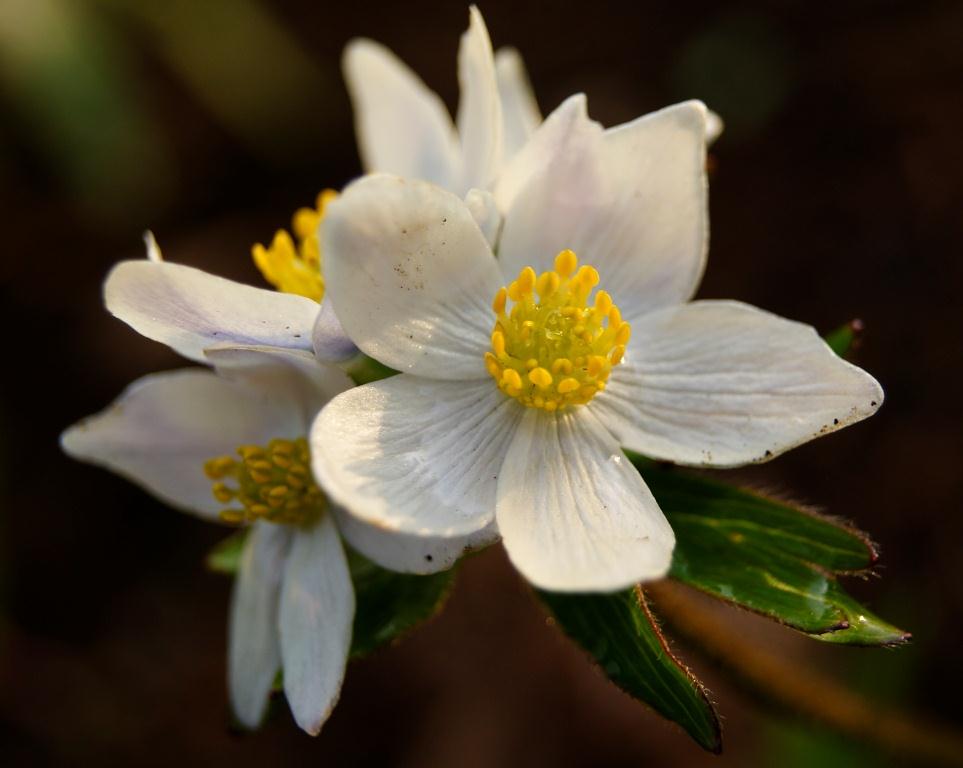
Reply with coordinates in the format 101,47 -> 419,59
310,376 -> 522,570
496,100 -> 709,322
497,407 -> 674,592
204,344 -> 353,429
495,47 -> 541,160
60,370 -> 302,519
228,522 -> 291,730
279,515 -> 354,736
594,301 -> 884,467
104,260 -> 316,364
342,39 -> 459,190
455,6 -> 502,193
332,505 -> 498,575
323,175 -> 502,380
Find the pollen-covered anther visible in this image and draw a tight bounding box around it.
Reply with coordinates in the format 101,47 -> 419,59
487,249 -> 630,411
203,437 -> 324,526
251,189 -> 337,302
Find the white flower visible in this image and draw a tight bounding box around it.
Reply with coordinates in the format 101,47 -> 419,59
105,203 -> 357,368
343,6 -> 723,199
61,348 -> 356,734
309,96 -> 883,593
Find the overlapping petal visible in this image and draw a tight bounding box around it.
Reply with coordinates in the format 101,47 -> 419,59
228,522 -> 291,729
497,407 -> 675,592
323,175 -> 502,380
60,370 -> 301,518
104,260 -> 317,364
310,376 -> 523,569
594,301 -> 884,467
495,98 -> 708,321
342,39 -> 459,189
279,514 -> 354,736
455,6 -> 502,193
494,47 -> 541,159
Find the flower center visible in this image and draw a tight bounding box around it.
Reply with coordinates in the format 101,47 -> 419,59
204,438 -> 324,526
486,249 -> 630,411
251,189 -> 338,302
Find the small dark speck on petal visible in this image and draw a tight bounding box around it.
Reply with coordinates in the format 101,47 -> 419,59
765,450 -> 772,457
442,218 -> 447,224
425,554 -> 433,562
293,333 -> 301,338
871,401 -> 878,407
833,418 -> 839,425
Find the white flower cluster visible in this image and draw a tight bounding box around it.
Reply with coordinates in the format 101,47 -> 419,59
62,6 -> 881,737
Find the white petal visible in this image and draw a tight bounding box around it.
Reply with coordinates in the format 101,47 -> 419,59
143,230 -> 163,262
104,260 -> 317,364
496,100 -> 709,322
312,300 -> 358,362
342,39 -> 459,189
455,6 -> 502,193
323,175 -> 502,380
464,187 -> 503,248
493,93 -> 598,222
228,522 -> 291,730
496,407 -> 674,592
594,301 -> 885,467
204,344 -> 352,431
310,375 -> 522,569
279,515 -> 354,736
60,370 -> 302,518
495,47 -> 541,159
706,109 -> 724,144
332,505 -> 498,575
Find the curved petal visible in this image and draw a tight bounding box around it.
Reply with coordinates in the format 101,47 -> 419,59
228,522 -> 291,730
279,515 -> 354,735
331,505 -> 498,575
496,407 -> 674,592
455,6 -> 502,193
594,301 -> 885,467
60,370 -> 302,519
464,187 -> 503,248
323,175 -> 502,380
310,375 -> 522,569
706,109 -> 724,144
104,260 -> 317,364
312,300 -> 358,362
496,100 -> 709,321
495,47 -> 541,159
342,39 -> 459,189
205,344 -> 353,428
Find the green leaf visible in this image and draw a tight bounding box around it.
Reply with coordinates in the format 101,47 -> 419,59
345,355 -> 399,386
205,531 -> 457,656
538,587 -> 722,753
631,457 -> 909,646
824,320 -> 863,359
347,549 -> 456,658
205,528 -> 248,574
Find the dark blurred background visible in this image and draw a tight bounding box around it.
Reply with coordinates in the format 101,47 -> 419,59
1,0 -> 961,765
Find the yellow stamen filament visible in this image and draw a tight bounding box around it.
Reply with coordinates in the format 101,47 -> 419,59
251,189 -> 337,302
203,437 -> 323,526
486,249 -> 630,411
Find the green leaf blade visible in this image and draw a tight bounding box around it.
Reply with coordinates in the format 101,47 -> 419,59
538,587 -> 722,753
347,549 -> 456,658
631,458 -> 908,645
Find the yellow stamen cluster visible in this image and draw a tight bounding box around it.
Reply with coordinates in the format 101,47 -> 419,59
486,249 -> 630,411
251,189 -> 337,302
203,438 -> 323,526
